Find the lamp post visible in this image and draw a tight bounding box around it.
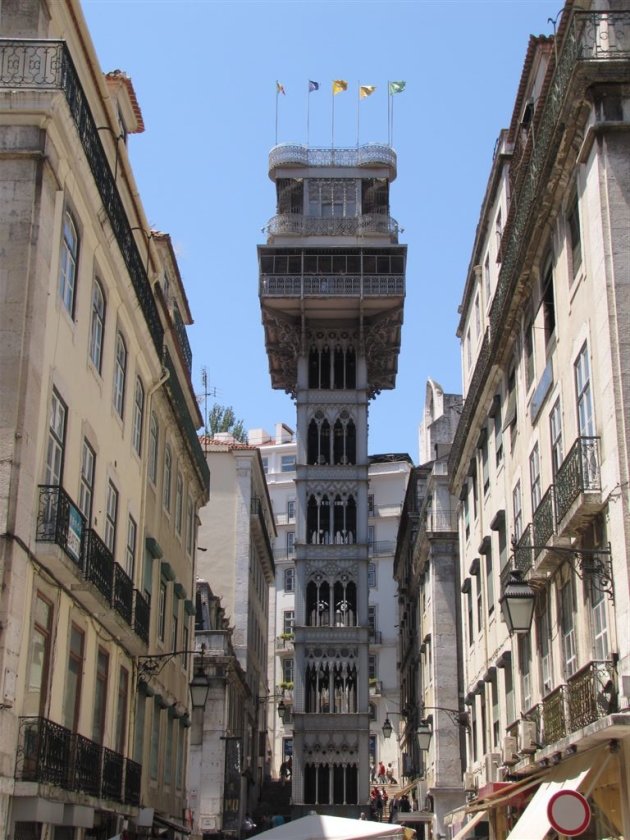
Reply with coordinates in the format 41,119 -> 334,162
499,569 -> 536,634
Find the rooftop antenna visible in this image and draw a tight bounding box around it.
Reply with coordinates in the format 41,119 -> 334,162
199,367 -> 217,451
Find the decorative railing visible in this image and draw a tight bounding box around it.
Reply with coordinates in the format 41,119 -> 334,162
542,685 -> 568,745
173,307 -> 193,372
113,563 -> 134,625
15,717 -> 139,804
532,487 -> 556,556
567,660 -> 617,730
513,524 -> 533,577
555,437 -> 601,524
163,349 -> 209,488
449,10 -> 630,478
36,485 -> 85,567
269,143 -> 397,174
83,529 -> 115,604
260,274 -> 405,297
133,589 -> 150,645
266,213 -> 399,238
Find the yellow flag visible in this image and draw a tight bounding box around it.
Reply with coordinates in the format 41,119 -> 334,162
332,79 -> 348,95
359,85 -> 376,99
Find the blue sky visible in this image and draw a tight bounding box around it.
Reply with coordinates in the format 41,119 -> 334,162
82,0 -> 561,464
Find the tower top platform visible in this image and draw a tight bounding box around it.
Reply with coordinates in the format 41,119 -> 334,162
268,143 -> 397,181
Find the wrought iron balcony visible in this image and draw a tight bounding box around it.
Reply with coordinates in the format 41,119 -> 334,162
268,143 -> 397,177
555,436 -> 601,526
36,485 -> 85,567
163,349 -> 209,489
514,524 -> 533,577
541,685 -> 568,745
83,528 -> 115,604
260,273 -> 405,298
15,717 -> 139,804
532,487 -> 556,557
113,563 -> 134,625
173,307 -> 192,372
449,10 -> 630,479
265,213 -> 400,240
567,660 -> 618,730
133,588 -> 150,645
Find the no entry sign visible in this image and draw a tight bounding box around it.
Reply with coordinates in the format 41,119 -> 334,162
547,789 -> 591,836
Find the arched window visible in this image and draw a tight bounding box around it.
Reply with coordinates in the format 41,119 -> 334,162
113,332 -> 127,417
89,280 -> 105,371
59,211 -> 79,315
148,412 -> 159,484
132,377 -> 145,455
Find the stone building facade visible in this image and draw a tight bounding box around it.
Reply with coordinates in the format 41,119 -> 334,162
449,3 -> 630,836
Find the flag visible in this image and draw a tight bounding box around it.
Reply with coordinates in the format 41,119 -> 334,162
332,79 -> 348,95
308,80 -> 320,93
389,81 -> 406,94
359,85 -> 376,99
276,81 -> 286,95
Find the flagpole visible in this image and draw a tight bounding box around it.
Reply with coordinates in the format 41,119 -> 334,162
391,88 -> 395,148
331,84 -> 335,149
275,82 -> 279,146
357,81 -> 360,147
387,81 -> 390,146
307,83 -> 310,147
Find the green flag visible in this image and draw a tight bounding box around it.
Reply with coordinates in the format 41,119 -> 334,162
389,81 -> 406,94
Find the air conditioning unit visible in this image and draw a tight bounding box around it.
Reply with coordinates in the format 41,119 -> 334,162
485,752 -> 501,783
502,735 -> 518,766
518,719 -> 538,754
463,771 -> 477,793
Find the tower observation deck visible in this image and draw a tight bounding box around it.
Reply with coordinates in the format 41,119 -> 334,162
258,142 -> 406,817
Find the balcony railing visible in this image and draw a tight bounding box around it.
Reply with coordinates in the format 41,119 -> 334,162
163,349 -> 209,489
542,685 -> 568,745
173,307 -> 193,372
268,143 -> 397,175
113,563 -> 134,625
449,10 -> 630,478
15,717 -> 140,804
83,528 -> 115,603
532,487 -> 556,556
513,524 -> 533,577
36,485 -> 85,567
567,660 -> 617,730
260,273 -> 405,298
555,437 -> 601,524
265,213 -> 400,239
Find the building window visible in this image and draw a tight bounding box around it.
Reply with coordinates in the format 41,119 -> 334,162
368,655 -> 377,680
261,457 -> 268,475
105,481 -> 118,554
368,605 -> 376,637
116,666 -> 129,754
466,587 -> 474,646
29,593 -> 53,713
575,342 -> 594,437
367,525 -> 375,548
368,494 -> 375,515
283,568 -> 295,592
466,328 -> 472,370
79,438 -> 95,522
480,432 -> 490,494
286,531 -> 295,557
512,482 -> 523,541
518,633 -> 532,711
158,580 -> 167,642
484,253 -> 491,304
474,293 -> 481,339
495,208 -> 503,259
126,515 -> 137,577
63,624 -> 84,731
492,394 -> 503,466
367,563 -> 376,588
462,484 -> 470,540
476,574 -> 483,633
529,443 -> 541,512
148,413 -> 159,484
162,446 -> 172,512
308,178 -> 357,218
132,377 -> 144,455
287,499 -> 296,522
549,399 -> 564,476
591,580 -> 609,661
536,591 -> 553,696
45,389 -> 67,486
186,496 -> 194,556
484,546 -> 494,614
281,455 -> 296,473
282,657 -> 294,685
150,700 -> 161,779
92,648 -> 109,744
172,597 -> 179,652
283,610 -> 295,636
113,332 -> 127,418
59,211 -> 79,315
567,194 -> 582,279
89,280 -> 105,371
560,577 -> 578,678
175,473 -> 184,535
524,314 -> 535,391
541,258 -> 556,347
176,728 -> 185,789
164,716 -> 174,785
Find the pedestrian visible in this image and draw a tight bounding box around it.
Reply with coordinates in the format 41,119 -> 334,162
375,790 -> 383,821
377,761 -> 386,783
370,759 -> 377,783
386,763 -> 397,784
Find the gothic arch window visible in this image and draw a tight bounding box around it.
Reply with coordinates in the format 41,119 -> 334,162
304,764 -> 358,805
333,494 -> 356,543
308,343 -> 355,389
307,414 -> 331,465
333,415 -> 356,465
334,581 -> 356,626
306,580 -> 331,627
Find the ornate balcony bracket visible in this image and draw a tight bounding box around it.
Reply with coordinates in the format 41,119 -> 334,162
421,705 -> 470,732
511,539 -> 614,602
137,643 -> 206,684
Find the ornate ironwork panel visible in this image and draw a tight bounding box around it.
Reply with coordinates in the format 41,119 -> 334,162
36,485 -> 84,567
260,274 -> 404,298
173,307 -> 192,371
133,588 -> 150,644
83,528 -> 115,603
555,437 -> 601,523
16,717 -> 72,788
542,685 -> 568,745
113,563 -> 133,625
532,486 -> 556,556
266,214 -> 399,238
269,143 -> 397,173
124,758 -> 142,805
71,733 -> 102,796
567,660 -> 618,731
102,747 -> 124,802
513,524 -> 533,576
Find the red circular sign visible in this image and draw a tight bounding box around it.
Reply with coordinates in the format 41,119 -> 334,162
547,790 -> 591,836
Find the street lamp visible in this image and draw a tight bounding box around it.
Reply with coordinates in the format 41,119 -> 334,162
499,570 -> 536,634
382,716 -> 394,739
416,720 -> 433,751
189,667 -> 211,709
